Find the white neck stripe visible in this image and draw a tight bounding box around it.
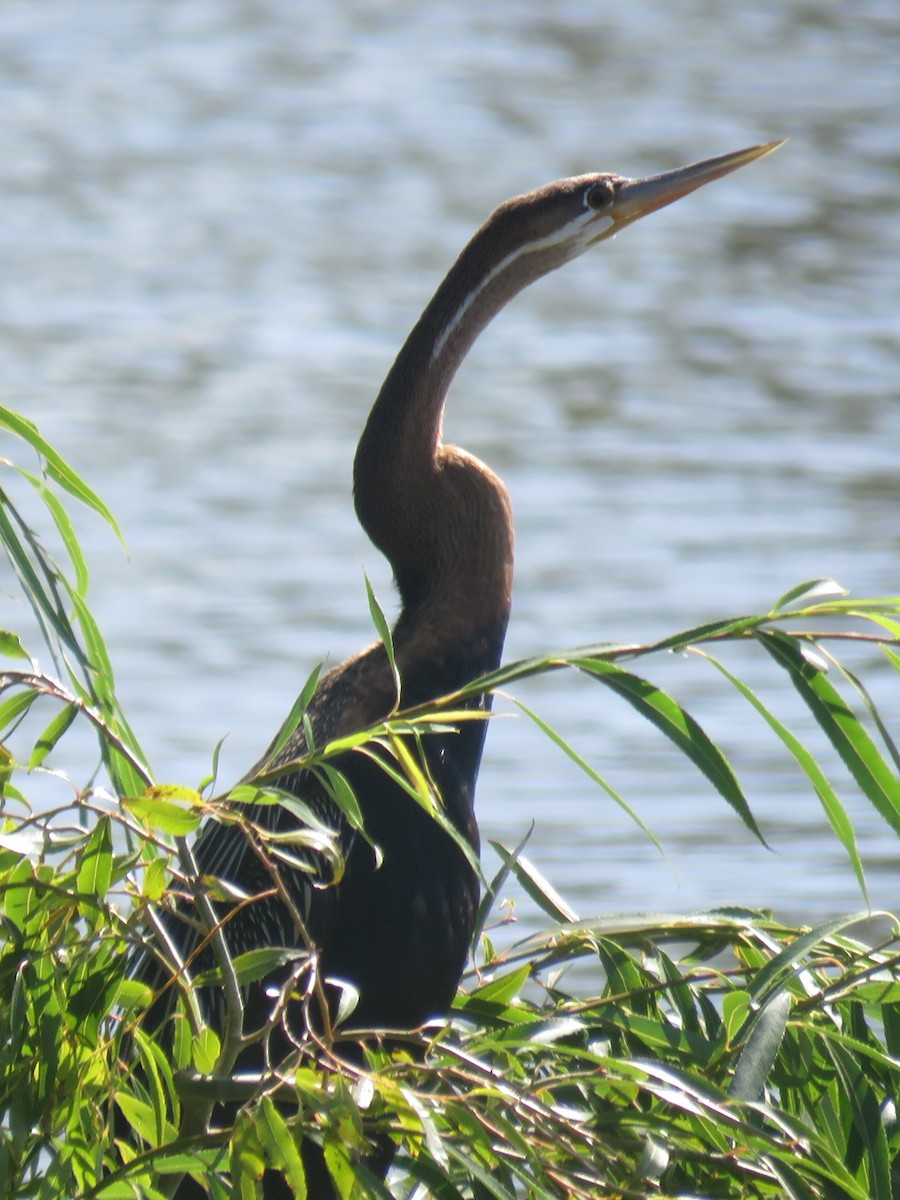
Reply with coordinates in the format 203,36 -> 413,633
429,214 -> 613,365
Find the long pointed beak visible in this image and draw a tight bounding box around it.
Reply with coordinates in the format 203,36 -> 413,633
608,140 -> 786,231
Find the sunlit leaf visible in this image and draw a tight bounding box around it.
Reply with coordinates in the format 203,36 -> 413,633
0,686 -> 40,731
514,697 -> 662,852
729,990 -> 792,1100
0,404 -> 125,542
490,841 -> 578,923
28,702 -> 78,769
263,662 -> 322,764
696,647 -> 868,900
22,467 -> 91,595
193,947 -> 307,990
0,630 -> 30,661
123,789 -> 203,836
255,1095 -> 308,1195
759,630 -> 900,836
771,578 -> 848,611
365,572 -> 400,708
574,657 -> 766,845
192,1026 -> 221,1074
76,815 -> 113,900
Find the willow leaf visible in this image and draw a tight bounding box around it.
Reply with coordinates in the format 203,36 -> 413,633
729,990 -> 792,1101
574,657 -> 764,845
822,652 -> 900,776
746,911 -> 873,1006
29,703 -> 78,770
0,497 -> 73,670
771,578 -> 847,612
514,698 -> 662,853
473,824 -> 533,947
22,469 -> 90,596
76,815 -> 113,908
758,630 -> 900,836
365,573 -> 400,708
0,404 -> 125,543
822,1038 -> 893,1200
0,630 -> 30,661
255,1097 -> 308,1195
264,662 -> 322,762
491,840 -> 578,923
694,648 -> 866,900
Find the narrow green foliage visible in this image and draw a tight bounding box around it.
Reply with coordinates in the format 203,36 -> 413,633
0,433 -> 151,796
696,646 -> 868,898
771,577 -> 849,611
0,630 -> 29,661
490,840 -> 578,923
0,404 -> 125,542
365,573 -> 401,709
28,702 -> 78,769
759,630 -> 900,835
263,662 -> 323,765
472,823 -> 533,947
514,697 -> 662,853
729,990 -> 792,1100
255,1096 -> 308,1197
574,656 -> 766,844
1,409 -> 899,1198
76,815 -> 114,906
123,787 -> 204,836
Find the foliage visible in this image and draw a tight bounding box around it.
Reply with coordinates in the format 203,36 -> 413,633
1,407 -> 899,1198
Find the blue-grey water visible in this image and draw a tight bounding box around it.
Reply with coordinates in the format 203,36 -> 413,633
2,1 -> 898,932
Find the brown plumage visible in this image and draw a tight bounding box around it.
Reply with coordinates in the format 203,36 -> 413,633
132,141 -> 783,1198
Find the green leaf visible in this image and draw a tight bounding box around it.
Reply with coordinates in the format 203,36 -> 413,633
123,788 -> 203,836
115,1093 -> 160,1145
490,841 -> 578,923
771,578 -> 847,612
194,947 -> 307,990
722,990 -> 752,1046
575,657 -> 766,845
514,698 -> 662,853
473,824 -> 533,947
76,815 -> 113,900
231,1111 -> 266,1197
0,630 -> 30,661
695,648 -> 867,900
28,702 -> 78,769
192,1026 -> 221,1074
729,990 -> 792,1100
144,784 -> 204,806
0,496 -> 76,673
747,911 -> 873,1006
822,1038 -> 894,1200
22,467 -> 91,595
469,963 -> 531,1007
758,630 -> 900,836
255,1095 -> 308,1196
353,741 -> 482,878
263,663 -> 322,764
143,857 -> 168,902
364,573 -> 400,708
0,404 -> 125,543
0,686 -> 40,731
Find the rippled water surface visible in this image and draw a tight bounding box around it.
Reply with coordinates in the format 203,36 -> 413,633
2,0 -> 898,928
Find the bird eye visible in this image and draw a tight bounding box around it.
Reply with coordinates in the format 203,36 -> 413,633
585,179 -> 616,211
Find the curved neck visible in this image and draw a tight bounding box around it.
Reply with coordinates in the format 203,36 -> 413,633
353,209 -> 574,629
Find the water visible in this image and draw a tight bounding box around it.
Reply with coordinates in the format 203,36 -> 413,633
2,0 -> 898,931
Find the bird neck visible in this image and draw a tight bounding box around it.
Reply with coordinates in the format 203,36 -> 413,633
353,208 -> 565,633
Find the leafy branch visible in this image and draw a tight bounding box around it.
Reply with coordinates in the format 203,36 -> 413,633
1,410 -> 898,1198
